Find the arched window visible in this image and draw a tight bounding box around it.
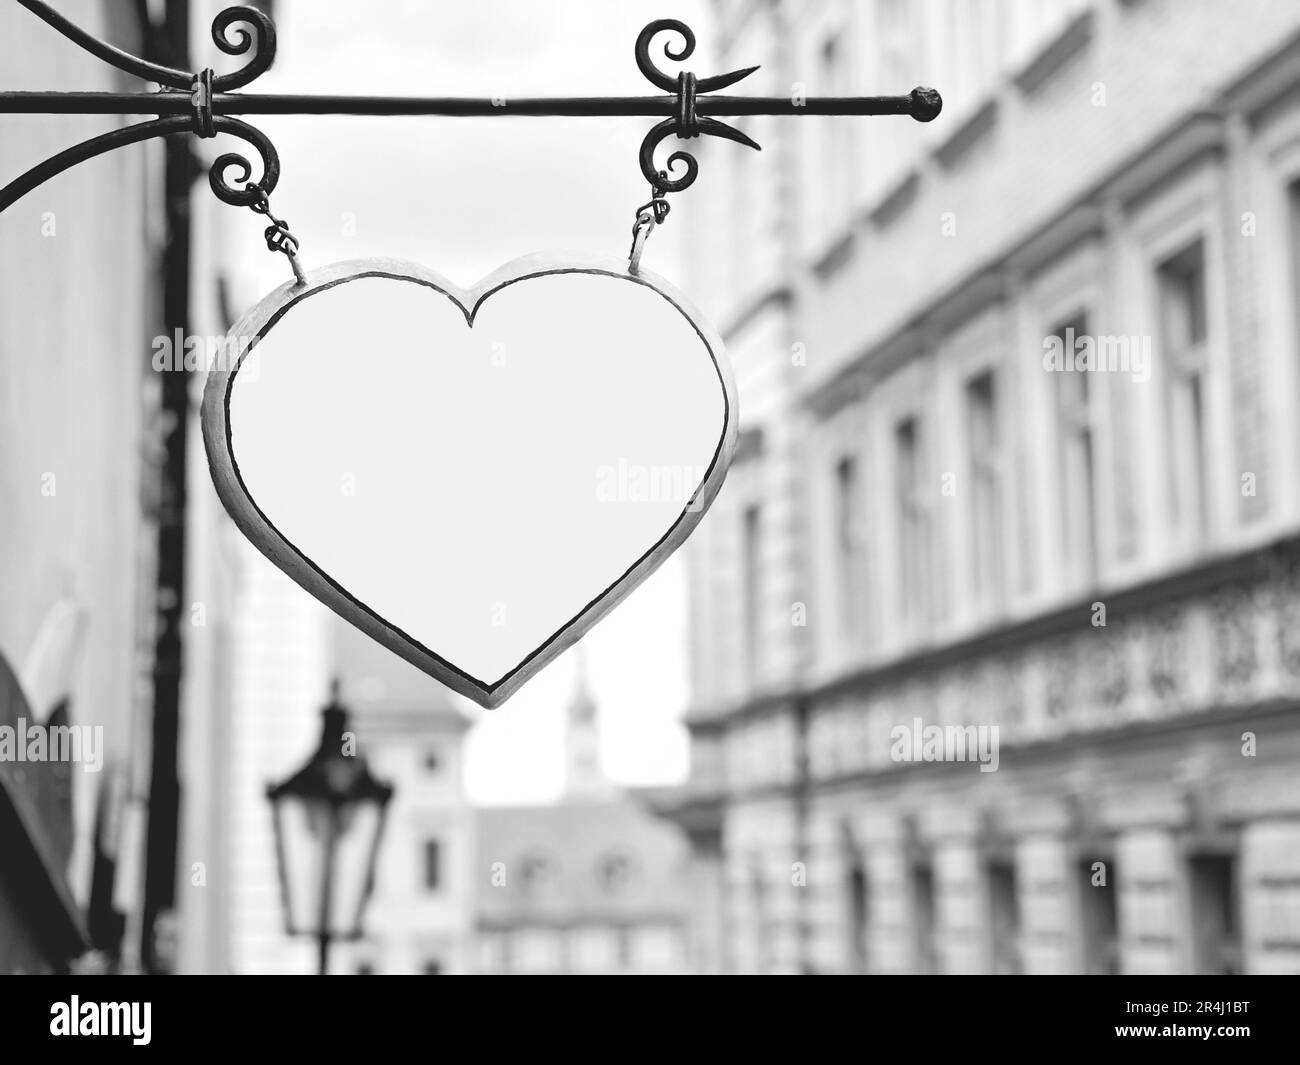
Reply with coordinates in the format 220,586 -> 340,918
596,851 -> 634,892
520,853 -> 557,894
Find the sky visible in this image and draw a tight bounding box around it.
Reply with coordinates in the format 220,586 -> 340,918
218,0 -> 714,804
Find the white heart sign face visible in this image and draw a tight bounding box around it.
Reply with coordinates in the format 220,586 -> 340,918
201,255 -> 737,708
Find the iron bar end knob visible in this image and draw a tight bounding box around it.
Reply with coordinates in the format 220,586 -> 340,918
910,87 -> 943,122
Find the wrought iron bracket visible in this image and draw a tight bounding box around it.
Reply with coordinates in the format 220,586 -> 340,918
0,1 -> 942,214
634,18 -> 767,194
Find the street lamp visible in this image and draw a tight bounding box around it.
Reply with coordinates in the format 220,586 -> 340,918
266,683 -> 394,975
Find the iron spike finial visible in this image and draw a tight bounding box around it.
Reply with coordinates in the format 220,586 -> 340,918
634,19 -> 761,196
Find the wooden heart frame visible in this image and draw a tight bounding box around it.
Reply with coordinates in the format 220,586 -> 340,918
200,254 -> 738,709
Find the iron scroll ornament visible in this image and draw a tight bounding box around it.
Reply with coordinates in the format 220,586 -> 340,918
634,18 -> 762,195
2,1 -> 281,212
633,17 -> 943,195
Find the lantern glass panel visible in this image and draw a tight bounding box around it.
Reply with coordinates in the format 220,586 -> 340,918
271,789 -> 387,939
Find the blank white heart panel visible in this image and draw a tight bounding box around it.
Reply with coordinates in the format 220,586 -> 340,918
202,256 -> 738,708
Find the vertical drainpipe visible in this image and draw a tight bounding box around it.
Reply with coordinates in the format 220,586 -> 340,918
139,0 -> 193,975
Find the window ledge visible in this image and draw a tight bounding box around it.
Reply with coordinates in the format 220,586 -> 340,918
811,227 -> 856,280
934,97 -> 999,171
868,169 -> 921,230
1013,8 -> 1097,97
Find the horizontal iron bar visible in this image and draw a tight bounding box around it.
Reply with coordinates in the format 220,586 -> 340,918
0,90 -> 931,119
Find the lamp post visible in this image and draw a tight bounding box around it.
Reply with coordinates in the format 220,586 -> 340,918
266,683 -> 394,975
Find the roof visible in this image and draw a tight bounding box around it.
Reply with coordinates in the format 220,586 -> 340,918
474,794 -> 691,927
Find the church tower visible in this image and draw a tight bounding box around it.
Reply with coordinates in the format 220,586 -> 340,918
564,645 -> 610,798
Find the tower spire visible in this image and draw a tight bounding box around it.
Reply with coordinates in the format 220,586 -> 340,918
564,644 -> 608,797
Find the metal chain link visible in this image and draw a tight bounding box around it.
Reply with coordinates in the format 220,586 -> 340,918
248,185 -> 307,286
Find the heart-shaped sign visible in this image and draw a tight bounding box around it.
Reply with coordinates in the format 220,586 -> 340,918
201,255 -> 737,708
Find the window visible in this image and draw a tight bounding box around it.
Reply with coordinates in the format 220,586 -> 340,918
742,504 -> 763,681
1078,856 -> 1119,975
422,839 -> 441,891
1052,314 -> 1097,581
848,863 -> 869,974
1188,852 -> 1239,975
597,851 -> 633,892
834,455 -> 866,638
521,854 -> 555,894
911,860 -> 937,974
1158,241 -> 1209,540
986,858 -> 1021,975
750,861 -> 768,971
966,371 -> 1002,610
895,417 -> 930,625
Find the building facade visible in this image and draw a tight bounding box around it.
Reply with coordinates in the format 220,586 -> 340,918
474,654 -> 693,975
332,620 -> 476,976
209,598 -> 477,976
0,0 -> 301,977
0,1 -> 167,973
672,0 -> 1300,975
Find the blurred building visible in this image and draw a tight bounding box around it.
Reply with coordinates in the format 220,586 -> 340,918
175,0 -> 276,975
0,0 -> 320,977
474,654 -> 692,974
0,1 -> 168,973
195,556 -> 333,975
331,622 -> 476,976
206,599 -> 478,976
670,0 -> 1300,975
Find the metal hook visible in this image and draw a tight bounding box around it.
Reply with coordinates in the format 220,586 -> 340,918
627,176 -> 671,275
628,212 -> 654,275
